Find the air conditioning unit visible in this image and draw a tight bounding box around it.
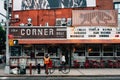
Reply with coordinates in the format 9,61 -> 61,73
61,18 -> 66,26
56,18 -> 62,26
45,22 -> 49,26
67,18 -> 72,26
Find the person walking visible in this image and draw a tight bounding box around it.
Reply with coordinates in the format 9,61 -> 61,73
59,53 -> 66,71
43,53 -> 50,74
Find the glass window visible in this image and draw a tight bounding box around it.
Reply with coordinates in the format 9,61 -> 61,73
10,46 -> 21,56
116,45 -> 120,51
87,44 -> 100,56
115,4 -> 118,9
74,45 -> 85,56
103,44 -> 114,52
116,45 -> 120,56
103,44 -> 114,56
116,52 -> 120,56
88,52 -> 100,56
23,45 -> 34,56
35,45 -> 45,57
118,14 -> 120,19
114,2 -> 120,26
103,53 -> 113,56
48,46 -> 58,57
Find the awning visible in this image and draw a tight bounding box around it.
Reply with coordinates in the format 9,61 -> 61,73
18,39 -> 120,44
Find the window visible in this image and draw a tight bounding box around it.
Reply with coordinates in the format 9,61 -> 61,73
10,46 -> 21,56
48,46 -> 58,57
74,45 -> 85,56
23,45 -> 34,56
103,44 -> 114,56
87,44 -> 100,56
114,2 -> 120,26
35,45 -> 45,57
116,45 -> 120,56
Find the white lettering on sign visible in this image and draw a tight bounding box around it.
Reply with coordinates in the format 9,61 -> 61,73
21,29 -> 54,36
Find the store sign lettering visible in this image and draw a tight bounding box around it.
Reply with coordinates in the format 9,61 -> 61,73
9,27 -> 66,39
21,29 -> 54,36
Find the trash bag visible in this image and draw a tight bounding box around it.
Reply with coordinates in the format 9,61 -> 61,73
10,67 -> 18,74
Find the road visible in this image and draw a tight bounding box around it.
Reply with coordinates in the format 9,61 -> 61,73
0,76 -> 120,80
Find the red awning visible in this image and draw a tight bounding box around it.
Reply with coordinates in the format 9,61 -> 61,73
18,39 -> 120,44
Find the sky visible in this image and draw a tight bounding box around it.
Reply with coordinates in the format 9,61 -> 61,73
0,0 -> 6,22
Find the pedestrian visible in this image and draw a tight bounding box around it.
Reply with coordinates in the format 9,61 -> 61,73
59,53 -> 66,71
43,53 -> 50,74
30,51 -> 35,60
2,54 -> 6,63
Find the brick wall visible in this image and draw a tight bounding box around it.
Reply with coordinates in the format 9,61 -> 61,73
11,0 -> 114,26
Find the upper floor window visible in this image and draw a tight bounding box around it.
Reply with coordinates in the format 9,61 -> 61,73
114,2 -> 120,25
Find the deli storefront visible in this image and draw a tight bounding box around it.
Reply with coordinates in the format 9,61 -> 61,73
9,26 -> 120,68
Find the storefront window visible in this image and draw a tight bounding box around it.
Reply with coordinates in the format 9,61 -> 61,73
10,46 -> 21,56
87,44 -> 100,56
116,52 -> 120,56
116,45 -> 120,56
23,45 -> 34,56
103,44 -> 114,56
48,46 -> 58,57
35,45 -> 45,57
73,45 -> 85,56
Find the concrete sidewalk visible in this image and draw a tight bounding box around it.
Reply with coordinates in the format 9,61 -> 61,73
1,68 -> 120,77
0,64 -> 120,77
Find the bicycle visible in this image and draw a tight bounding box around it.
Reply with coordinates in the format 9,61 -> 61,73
48,60 -> 70,74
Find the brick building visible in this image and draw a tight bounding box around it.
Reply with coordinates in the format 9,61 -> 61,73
9,0 -> 120,68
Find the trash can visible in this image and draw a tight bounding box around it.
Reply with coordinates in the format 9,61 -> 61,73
19,65 -> 26,74
19,58 -> 26,74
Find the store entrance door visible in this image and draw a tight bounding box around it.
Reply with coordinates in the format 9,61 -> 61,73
61,45 -> 71,65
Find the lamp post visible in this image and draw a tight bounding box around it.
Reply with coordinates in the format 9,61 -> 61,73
4,0 -> 10,74
1,0 -> 20,74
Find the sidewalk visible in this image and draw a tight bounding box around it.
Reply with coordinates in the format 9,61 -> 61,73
0,64 -> 120,77
1,68 -> 120,77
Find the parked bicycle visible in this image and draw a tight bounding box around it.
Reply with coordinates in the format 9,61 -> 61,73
48,60 -> 70,74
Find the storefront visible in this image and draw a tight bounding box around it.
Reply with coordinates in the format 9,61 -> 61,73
9,26 -> 120,68
9,0 -> 120,68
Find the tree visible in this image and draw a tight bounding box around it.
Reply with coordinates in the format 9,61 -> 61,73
0,24 -> 6,52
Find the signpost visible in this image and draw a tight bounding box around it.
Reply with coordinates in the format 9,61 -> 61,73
4,0 -> 10,74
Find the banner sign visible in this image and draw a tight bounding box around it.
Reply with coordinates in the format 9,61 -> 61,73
13,0 -> 96,11
9,27 -> 66,39
67,27 -> 120,39
72,10 -> 118,27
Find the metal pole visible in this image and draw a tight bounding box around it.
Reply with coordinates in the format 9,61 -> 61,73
4,0 -> 10,74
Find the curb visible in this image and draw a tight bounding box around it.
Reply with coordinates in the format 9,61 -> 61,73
0,74 -> 120,77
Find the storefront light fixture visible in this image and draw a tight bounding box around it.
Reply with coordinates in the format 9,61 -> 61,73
27,18 -> 32,23
14,14 -> 19,19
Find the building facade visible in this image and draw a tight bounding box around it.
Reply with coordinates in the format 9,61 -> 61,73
9,0 -> 120,68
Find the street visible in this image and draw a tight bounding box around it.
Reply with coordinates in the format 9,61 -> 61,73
0,76 -> 120,80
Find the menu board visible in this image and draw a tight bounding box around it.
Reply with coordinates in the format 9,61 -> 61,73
67,26 -> 120,39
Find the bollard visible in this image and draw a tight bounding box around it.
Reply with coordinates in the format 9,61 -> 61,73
30,63 -> 32,75
37,64 -> 41,74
